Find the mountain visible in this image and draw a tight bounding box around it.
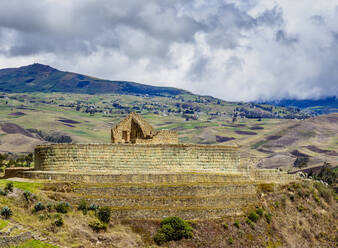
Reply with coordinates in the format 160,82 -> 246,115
0,63 -> 189,96
260,97 -> 338,115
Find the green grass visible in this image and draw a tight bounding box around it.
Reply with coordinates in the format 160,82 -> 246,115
10,240 -> 59,248
0,219 -> 8,230
0,180 -> 42,193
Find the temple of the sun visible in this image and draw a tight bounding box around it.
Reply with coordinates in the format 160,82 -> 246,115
5,113 -> 299,219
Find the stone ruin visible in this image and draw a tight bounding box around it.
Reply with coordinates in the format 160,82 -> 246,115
6,113 -> 300,220
111,112 -> 178,144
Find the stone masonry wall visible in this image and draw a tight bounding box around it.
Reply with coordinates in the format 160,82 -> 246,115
134,130 -> 178,144
34,144 -> 241,173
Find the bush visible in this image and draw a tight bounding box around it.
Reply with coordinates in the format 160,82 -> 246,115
228,237 -> 233,244
246,218 -> 255,229
154,216 -> 193,245
4,182 -> 13,192
55,216 -> 64,227
38,214 -> 50,221
248,212 -> 259,222
33,202 -> 45,212
294,157 -> 309,168
23,190 -> 32,201
55,201 -> 70,214
47,203 -> 53,212
297,205 -> 304,212
1,206 -> 12,219
88,204 -> 99,211
223,223 -> 228,229
256,208 -> 264,217
89,220 -> 107,232
234,220 -> 240,228
97,207 -> 111,223
265,213 -> 272,224
0,189 -> 7,196
315,182 -> 333,203
78,199 -> 87,211
313,192 -> 321,203
154,231 -> 167,245
258,183 -> 274,192
78,199 -> 88,214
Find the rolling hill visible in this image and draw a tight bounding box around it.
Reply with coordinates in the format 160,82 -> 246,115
261,97 -> 338,115
0,63 -> 189,96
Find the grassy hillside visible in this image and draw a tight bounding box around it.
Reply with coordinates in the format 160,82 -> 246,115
0,92 -> 336,171
262,97 -> 338,115
0,179 -> 336,247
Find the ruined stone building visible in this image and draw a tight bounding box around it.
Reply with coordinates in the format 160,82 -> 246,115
5,113 -> 299,220
111,112 -> 178,144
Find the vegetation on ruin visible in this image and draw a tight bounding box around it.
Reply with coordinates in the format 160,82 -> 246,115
154,216 -> 193,245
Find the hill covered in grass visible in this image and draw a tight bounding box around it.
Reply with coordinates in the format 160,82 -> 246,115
0,63 -> 189,96
261,97 -> 338,115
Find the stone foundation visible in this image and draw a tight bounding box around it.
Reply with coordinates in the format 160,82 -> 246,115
11,143 -> 300,220
34,144 -> 242,173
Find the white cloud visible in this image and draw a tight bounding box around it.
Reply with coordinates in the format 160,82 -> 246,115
0,0 -> 337,101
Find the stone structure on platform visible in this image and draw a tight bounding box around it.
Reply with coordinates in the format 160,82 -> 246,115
111,112 -> 178,144
7,113 -> 299,220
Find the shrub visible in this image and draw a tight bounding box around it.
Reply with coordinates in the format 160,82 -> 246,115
228,237 -> 233,244
274,201 -> 280,208
154,216 -> 193,245
248,212 -> 259,222
38,214 -> 50,221
234,220 -> 240,228
1,206 -> 12,219
265,213 -> 272,224
313,192 -> 321,203
0,189 -> 7,196
297,205 -> 304,212
97,207 -> 111,223
256,208 -> 264,217
258,183 -> 274,192
55,216 -> 64,227
34,202 -> 45,212
78,199 -> 87,211
47,203 -> 53,212
154,231 -> 167,245
223,223 -> 228,229
23,190 -> 32,201
89,220 -> 107,232
55,201 -> 70,214
315,182 -> 333,203
246,218 -> 255,229
88,204 -> 99,211
294,157 -> 309,168
4,182 -> 13,192
78,199 -> 88,214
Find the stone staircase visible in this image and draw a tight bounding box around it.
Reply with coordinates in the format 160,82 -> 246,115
44,178 -> 258,220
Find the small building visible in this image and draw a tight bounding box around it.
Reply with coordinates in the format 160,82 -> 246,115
111,112 -> 178,144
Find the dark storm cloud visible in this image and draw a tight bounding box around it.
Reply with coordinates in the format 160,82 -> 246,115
0,0 -> 337,101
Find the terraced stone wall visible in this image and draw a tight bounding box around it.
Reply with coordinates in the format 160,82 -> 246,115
34,144 -> 241,173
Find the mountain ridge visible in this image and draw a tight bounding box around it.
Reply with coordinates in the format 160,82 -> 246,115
0,63 -> 190,96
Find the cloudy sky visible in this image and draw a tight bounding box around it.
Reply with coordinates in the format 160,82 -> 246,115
0,0 -> 337,101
